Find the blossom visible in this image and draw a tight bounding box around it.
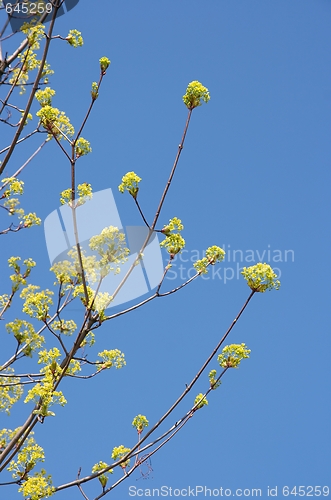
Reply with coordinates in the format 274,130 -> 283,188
183,81 -> 210,109
118,171 -> 142,198
218,343 -> 251,368
241,263 -> 280,292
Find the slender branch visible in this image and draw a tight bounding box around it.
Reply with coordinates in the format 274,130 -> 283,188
0,1 -> 61,77
137,290 -> 255,442
0,379 -> 42,387
103,265 -> 206,322
105,108 -> 194,304
73,73 -> 104,146
51,131 -> 72,161
0,413 -> 39,471
104,293 -> 157,321
77,468 -> 90,500
65,370 -> 104,380
0,2 -> 62,175
0,45 -> 31,116
151,108 -> 192,229
0,129 -> 43,156
0,479 -> 19,486
43,320 -> 69,356
54,290 -> 256,491
0,290 -> 15,319
0,373 -> 41,378
0,3 -> 12,40
1,296 -> 74,371
0,139 -> 47,195
134,198 -> 150,228
158,271 -> 200,296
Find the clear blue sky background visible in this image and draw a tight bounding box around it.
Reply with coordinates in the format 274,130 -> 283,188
1,1 -> 331,499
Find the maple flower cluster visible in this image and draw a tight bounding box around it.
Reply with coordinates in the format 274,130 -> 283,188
193,245 -> 226,274
241,263 -> 281,292
183,81 -> 210,109
160,217 -> 185,258
118,171 -> 142,198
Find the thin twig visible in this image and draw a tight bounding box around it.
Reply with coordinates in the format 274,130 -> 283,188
106,108 -> 193,304
73,73 -> 104,146
53,290 -> 255,491
0,2 -> 62,175
0,129 -> 42,155
134,198 -> 150,228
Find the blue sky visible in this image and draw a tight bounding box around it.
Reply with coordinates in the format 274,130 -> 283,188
1,1 -> 331,499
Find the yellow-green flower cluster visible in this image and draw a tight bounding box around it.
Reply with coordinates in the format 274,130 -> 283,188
60,183 -> 92,207
160,217 -> 185,257
1,177 -> 24,196
208,369 -> 221,389
118,171 -> 142,198
75,138 -> 92,157
36,106 -> 74,139
193,246 -> 225,274
73,285 -> 113,318
111,445 -> 131,468
0,368 -> 23,415
3,196 -> 24,217
93,292 -> 114,315
194,393 -> 208,409
100,56 -> 111,73
21,22 -> 44,48
66,29 -> 83,47
183,81 -> 210,109
77,182 -> 93,204
18,469 -> 55,500
218,343 -> 251,368
92,461 -> 113,488
89,226 -> 130,277
25,348 -> 67,417
20,285 -> 54,321
97,349 -> 126,370
91,81 -> 99,99
161,233 -> 185,257
51,319 -> 77,336
35,87 -> 55,107
22,212 -> 41,228
0,427 -> 20,450
67,250 -> 100,286
132,414 -> 149,434
51,259 -> 79,287
9,24 -> 53,93
9,257 -> 36,293
72,284 -> 94,307
66,359 -> 82,376
193,259 -> 209,274
0,294 -> 9,309
8,436 -> 45,479
37,347 -> 61,366
241,263 -> 281,292
59,188 -> 72,206
80,331 -> 95,348
206,246 -> 226,263
161,217 -> 184,235
6,319 -> 44,357
0,179 -> 40,225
